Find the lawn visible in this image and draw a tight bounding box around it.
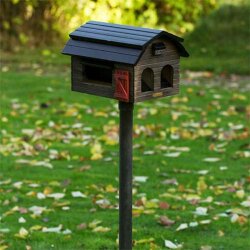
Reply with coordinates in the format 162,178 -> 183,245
0,60 -> 250,250
178,3 -> 250,75
0,2 -> 250,248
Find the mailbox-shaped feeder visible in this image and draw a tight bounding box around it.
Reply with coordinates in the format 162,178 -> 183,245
62,21 -> 189,103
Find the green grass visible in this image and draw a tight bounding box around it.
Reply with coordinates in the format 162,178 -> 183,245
182,3 -> 250,75
0,66 -> 249,250
0,2 -> 250,248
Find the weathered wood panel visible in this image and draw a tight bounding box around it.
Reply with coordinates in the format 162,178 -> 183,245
71,56 -> 134,102
134,38 -> 180,102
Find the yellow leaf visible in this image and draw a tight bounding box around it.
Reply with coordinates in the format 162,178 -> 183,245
105,184 -> 117,193
218,230 -> 224,237
0,246 -> 9,250
90,142 -> 103,160
92,226 -> 111,232
29,225 -> 42,231
235,190 -> 245,199
48,181 -> 60,187
65,108 -> 78,117
15,227 -> 29,239
53,201 -> 71,207
197,177 -> 208,193
132,208 -> 143,217
88,220 -> 102,229
143,209 -> 155,214
145,200 -> 158,209
135,237 -> 154,245
94,111 -> 108,117
26,191 -> 36,197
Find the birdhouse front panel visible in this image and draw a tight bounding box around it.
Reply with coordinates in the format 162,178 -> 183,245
62,21 -> 189,103
134,38 -> 180,102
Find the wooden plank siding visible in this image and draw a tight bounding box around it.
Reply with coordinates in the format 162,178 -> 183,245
71,56 -> 134,102
134,38 -> 180,102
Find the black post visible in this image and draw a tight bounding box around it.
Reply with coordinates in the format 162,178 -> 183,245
119,101 -> 134,250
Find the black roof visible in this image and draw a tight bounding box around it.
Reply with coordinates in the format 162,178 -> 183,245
62,21 -> 189,65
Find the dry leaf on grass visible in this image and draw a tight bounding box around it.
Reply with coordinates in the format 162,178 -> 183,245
158,216 -> 175,227
164,240 -> 182,249
71,191 -> 87,198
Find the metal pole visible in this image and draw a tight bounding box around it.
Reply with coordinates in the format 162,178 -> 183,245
119,101 -> 134,250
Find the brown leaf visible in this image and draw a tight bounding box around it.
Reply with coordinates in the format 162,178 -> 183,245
135,199 -> 144,207
77,165 -> 91,172
18,207 -> 28,214
238,215 -> 248,225
158,201 -> 170,210
158,216 -> 175,227
77,223 -> 87,230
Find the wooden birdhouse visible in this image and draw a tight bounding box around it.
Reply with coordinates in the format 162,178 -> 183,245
62,21 -> 189,103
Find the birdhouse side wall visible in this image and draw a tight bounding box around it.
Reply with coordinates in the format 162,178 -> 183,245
134,39 -> 180,102
71,56 -> 134,101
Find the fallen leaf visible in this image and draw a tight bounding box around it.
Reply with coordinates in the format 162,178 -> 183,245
200,246 -> 212,250
0,228 -> 10,233
95,199 -> 110,208
90,142 -> 103,160
189,222 -> 198,227
15,227 -> 29,239
37,192 -> 46,199
159,201 -> 170,209
92,226 -> 111,232
203,158 -> 220,162
164,152 -> 181,158
42,225 -> 62,233
241,200 -> 250,207
0,246 -> 9,250
200,220 -> 211,225
219,166 -> 228,171
105,184 -> 117,193
29,225 -> 42,231
71,191 -> 87,198
18,217 -> 26,223
76,223 -> 87,230
145,199 -> 158,209
134,176 -> 148,183
88,220 -> 102,229
162,178 -> 178,185
176,223 -> 188,231
197,177 -> 208,193
28,206 -> 47,216
218,230 -> 225,237
231,213 -> 239,223
197,170 -> 209,175
77,165 -> 91,172
25,245 -> 32,250
164,240 -> 182,249
62,229 -> 72,235
158,216 -> 175,227
193,207 -> 208,216
237,215 -> 248,225
135,237 -> 154,245
235,190 -> 245,199
47,193 -> 65,200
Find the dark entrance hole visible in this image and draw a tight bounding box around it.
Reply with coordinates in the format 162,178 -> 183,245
161,65 -> 173,88
141,68 -> 154,92
83,63 -> 112,86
